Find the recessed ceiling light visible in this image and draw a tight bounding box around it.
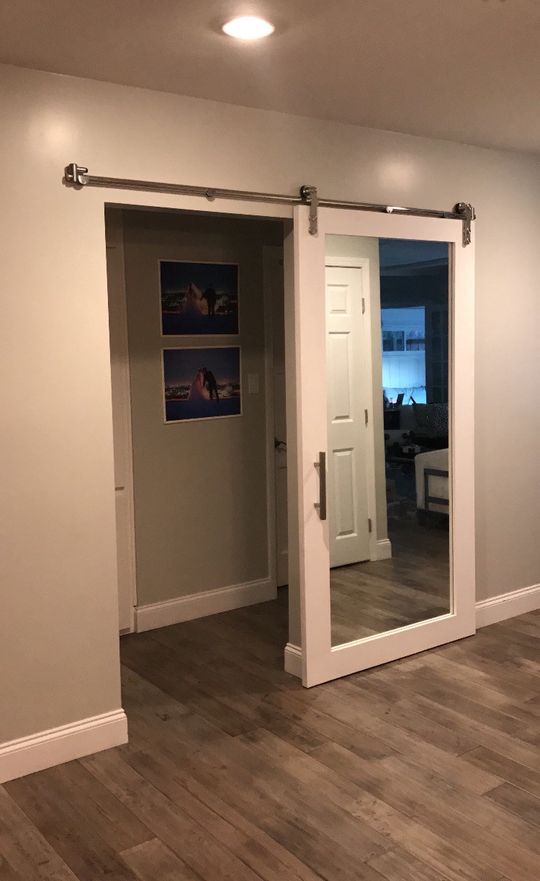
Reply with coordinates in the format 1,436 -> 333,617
222,16 -> 275,40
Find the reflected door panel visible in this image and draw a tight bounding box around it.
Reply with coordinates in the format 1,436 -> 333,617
326,266 -> 370,568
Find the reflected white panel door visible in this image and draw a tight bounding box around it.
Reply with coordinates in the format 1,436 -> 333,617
326,266 -> 370,567
293,204 -> 476,687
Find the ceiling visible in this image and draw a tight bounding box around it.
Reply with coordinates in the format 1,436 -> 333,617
1,0 -> 539,154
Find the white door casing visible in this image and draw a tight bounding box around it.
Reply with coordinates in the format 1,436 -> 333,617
293,204 -> 476,687
326,265 -> 371,567
106,210 -> 137,634
263,245 -> 288,588
274,370 -> 289,586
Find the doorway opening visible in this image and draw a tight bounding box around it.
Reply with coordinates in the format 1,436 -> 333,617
105,206 -> 292,670
104,198 -> 473,690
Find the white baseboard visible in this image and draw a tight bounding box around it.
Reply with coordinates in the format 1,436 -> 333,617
284,642 -> 302,679
135,577 -> 277,633
0,709 -> 128,784
475,583 -> 540,628
372,538 -> 392,561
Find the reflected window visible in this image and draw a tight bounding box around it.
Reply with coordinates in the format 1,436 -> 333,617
382,307 -> 426,404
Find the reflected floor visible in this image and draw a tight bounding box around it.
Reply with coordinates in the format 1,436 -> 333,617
331,512 -> 450,646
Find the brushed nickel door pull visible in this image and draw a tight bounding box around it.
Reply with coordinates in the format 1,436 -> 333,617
314,451 -> 327,521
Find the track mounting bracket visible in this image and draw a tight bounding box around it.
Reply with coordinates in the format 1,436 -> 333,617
454,202 -> 476,247
300,185 -> 319,236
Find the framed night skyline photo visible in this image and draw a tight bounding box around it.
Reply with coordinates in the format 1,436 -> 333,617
160,260 -> 239,335
162,346 -> 242,423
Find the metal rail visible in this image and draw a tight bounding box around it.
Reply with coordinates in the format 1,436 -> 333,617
63,163 -> 475,245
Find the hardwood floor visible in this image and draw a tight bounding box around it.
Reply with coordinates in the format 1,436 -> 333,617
2,600 -> 539,881
332,513 -> 449,644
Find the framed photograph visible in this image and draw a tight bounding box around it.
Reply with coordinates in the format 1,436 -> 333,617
162,346 -> 242,423
160,260 -> 239,335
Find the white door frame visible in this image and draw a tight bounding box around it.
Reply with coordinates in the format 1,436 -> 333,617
262,245 -> 283,591
293,205 -> 475,686
263,245 -> 290,588
106,207 -> 137,634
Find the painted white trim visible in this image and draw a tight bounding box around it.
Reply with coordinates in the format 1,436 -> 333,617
263,246 -> 281,591
135,578 -> 276,632
284,643 -> 302,678
372,538 -> 393,561
106,209 -> 137,633
476,583 -> 540,628
325,256 -> 370,269
0,710 -> 127,784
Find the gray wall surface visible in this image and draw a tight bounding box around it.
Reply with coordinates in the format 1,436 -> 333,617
121,210 -> 282,606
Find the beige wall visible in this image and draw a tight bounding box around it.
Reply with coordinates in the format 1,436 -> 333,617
118,209 -> 281,606
1,61 -> 539,745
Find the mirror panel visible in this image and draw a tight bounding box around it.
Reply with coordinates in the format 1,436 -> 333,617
326,236 -> 450,647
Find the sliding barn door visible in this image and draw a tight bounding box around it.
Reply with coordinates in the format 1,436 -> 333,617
293,205 -> 475,686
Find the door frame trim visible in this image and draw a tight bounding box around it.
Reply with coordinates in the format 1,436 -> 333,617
106,208 -> 137,634
262,245 -> 282,592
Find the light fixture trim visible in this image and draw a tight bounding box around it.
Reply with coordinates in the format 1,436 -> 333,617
222,15 -> 275,41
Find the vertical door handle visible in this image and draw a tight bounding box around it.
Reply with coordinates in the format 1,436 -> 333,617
314,451 -> 327,521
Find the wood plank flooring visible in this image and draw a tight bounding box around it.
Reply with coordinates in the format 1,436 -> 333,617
1,598 -> 539,881
332,513 -> 449,644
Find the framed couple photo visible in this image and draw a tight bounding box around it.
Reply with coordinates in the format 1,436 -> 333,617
159,260 -> 239,336
162,346 -> 242,423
